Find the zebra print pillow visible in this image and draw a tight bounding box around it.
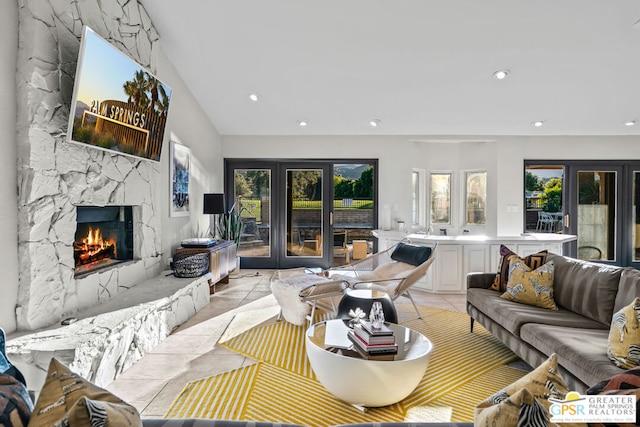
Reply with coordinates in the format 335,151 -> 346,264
490,245 -> 548,292
608,297 -> 640,370
474,353 -> 570,427
500,258 -> 558,310
28,358 -> 142,427
475,387 -> 549,427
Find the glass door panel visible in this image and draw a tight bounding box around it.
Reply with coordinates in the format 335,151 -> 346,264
333,163 -> 376,266
285,168 -> 324,260
233,169 -> 271,258
576,170 -> 617,262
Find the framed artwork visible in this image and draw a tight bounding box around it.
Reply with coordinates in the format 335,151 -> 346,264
170,141 -> 190,217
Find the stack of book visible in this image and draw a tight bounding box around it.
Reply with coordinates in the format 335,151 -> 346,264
347,321 -> 398,360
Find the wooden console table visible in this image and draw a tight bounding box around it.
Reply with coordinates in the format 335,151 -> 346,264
175,240 -> 237,294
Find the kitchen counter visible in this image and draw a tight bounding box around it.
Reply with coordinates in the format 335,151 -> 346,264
372,230 -> 576,293
373,230 -> 577,244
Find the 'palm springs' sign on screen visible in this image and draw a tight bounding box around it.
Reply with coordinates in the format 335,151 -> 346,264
68,26 -> 172,162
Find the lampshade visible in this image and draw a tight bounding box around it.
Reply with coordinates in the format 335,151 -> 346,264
203,193 -> 225,214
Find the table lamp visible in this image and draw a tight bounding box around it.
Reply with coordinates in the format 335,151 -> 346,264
203,193 -> 225,239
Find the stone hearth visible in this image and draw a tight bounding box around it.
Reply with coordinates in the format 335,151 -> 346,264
16,0 -> 163,330
8,274 -> 210,390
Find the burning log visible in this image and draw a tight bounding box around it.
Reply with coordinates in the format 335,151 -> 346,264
74,226 -> 117,267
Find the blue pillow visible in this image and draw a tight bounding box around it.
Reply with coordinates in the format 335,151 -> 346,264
390,243 -> 432,266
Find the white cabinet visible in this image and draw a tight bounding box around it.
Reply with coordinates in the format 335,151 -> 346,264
463,244 -> 490,275
434,245 -> 463,292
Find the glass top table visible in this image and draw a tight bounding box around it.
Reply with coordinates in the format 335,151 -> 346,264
305,319 -> 433,407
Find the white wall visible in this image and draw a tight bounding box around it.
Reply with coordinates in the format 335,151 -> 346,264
156,49 -> 223,265
223,135 -> 640,238
0,0 -> 19,333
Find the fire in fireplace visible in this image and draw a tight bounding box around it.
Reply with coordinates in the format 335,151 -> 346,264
74,206 -> 134,276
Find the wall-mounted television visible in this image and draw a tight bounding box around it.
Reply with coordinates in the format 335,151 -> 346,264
67,26 -> 172,162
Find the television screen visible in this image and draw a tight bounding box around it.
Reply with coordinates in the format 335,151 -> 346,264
67,26 -> 172,162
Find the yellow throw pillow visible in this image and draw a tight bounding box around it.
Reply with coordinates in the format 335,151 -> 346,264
490,244 -> 548,292
608,297 -> 640,369
500,258 -> 557,310
28,358 -> 142,427
475,353 -> 585,427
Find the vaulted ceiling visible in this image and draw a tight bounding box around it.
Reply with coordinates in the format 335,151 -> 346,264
142,1 -> 640,136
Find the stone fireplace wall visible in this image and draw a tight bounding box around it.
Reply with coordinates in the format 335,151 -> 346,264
16,0 -> 163,330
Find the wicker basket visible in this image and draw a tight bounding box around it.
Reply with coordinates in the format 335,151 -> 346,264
172,252 -> 210,278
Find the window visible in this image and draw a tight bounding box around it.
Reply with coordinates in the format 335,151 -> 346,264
411,170 -> 426,226
430,173 -> 451,225
464,171 -> 486,225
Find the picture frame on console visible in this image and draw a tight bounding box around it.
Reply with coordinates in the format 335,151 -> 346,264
170,141 -> 190,217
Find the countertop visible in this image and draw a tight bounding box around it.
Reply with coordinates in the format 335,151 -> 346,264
372,230 -> 577,244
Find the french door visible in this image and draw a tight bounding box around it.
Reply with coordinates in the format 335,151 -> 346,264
224,159 -> 377,269
526,160 -> 640,268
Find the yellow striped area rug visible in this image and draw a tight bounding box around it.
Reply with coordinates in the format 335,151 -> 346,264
165,305 -> 526,426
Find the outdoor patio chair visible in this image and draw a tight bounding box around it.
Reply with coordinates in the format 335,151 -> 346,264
239,217 -> 262,244
536,211 -> 556,232
332,230 -> 351,264
326,240 -> 437,319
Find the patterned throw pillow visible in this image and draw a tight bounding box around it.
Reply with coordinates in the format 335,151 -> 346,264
28,358 -> 142,427
0,374 -> 32,427
475,387 -> 548,427
475,353 -> 577,427
587,366 -> 640,427
490,245 -> 548,292
500,259 -> 558,310
608,297 -> 640,369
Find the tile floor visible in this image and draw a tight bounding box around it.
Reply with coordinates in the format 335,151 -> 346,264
106,268 -> 467,418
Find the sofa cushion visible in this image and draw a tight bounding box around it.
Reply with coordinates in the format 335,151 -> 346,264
28,358 -> 142,427
520,323 -> 624,388
500,259 -> 557,310
586,368 -> 640,427
475,388 -> 547,427
614,268 -> 640,314
474,353 -> 569,426
608,297 -> 640,369
0,374 -> 32,427
588,365 -> 640,392
490,245 -> 548,292
547,253 -> 622,326
468,288 -> 606,338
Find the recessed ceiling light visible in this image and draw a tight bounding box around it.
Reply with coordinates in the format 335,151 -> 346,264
369,119 -> 381,127
493,69 -> 510,80
297,120 -> 308,127
624,120 -> 637,126
532,120 -> 544,127
248,93 -> 260,102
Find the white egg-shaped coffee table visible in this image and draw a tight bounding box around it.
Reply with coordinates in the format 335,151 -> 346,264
305,319 -> 432,408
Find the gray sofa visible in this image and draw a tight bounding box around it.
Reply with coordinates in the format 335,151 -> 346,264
466,251 -> 640,392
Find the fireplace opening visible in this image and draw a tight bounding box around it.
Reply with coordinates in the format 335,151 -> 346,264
74,206 -> 134,276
